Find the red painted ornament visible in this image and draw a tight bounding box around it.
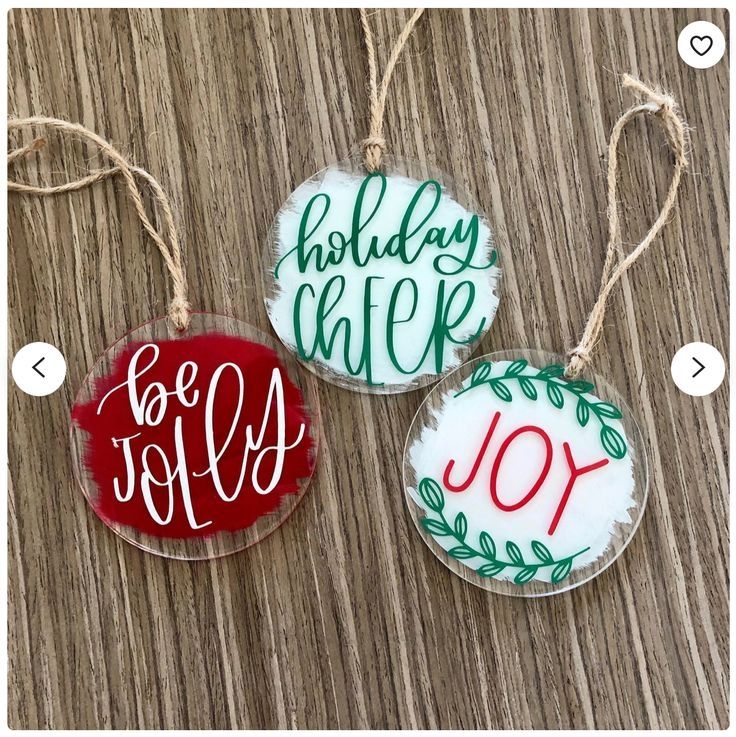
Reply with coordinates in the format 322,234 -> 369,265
70,314 -> 319,559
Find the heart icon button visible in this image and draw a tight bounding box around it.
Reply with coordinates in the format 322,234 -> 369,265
678,20 -> 725,69
690,34 -> 713,56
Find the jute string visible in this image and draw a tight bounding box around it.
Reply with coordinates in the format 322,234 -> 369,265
360,7 -> 424,172
566,74 -> 688,377
7,116 -> 191,331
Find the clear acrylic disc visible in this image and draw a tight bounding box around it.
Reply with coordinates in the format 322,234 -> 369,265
70,313 -> 320,560
263,156 -> 501,394
403,349 -> 648,596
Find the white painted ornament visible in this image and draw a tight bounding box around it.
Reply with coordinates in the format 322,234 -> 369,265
403,74 -> 688,595
404,350 -> 648,596
264,9 -> 500,392
264,156 -> 500,392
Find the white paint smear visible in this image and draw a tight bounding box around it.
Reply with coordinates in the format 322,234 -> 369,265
267,168 -> 500,387
408,360 -> 636,583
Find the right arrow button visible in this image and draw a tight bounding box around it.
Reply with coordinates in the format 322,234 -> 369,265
671,342 -> 726,397
691,356 -> 706,378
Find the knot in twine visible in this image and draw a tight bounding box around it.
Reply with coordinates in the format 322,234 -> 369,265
7,116 -> 191,331
361,135 -> 387,172
167,295 -> 193,332
566,74 -> 688,378
360,8 -> 424,172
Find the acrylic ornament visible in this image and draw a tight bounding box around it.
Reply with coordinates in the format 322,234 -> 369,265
403,75 -> 688,594
263,9 -> 500,393
264,155 -> 501,393
404,350 -> 648,596
8,117 -> 320,560
70,314 -> 319,560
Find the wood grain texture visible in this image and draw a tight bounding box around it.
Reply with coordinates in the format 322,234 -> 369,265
7,7 -> 729,729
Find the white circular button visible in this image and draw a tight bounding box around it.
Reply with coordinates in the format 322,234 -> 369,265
671,342 -> 725,397
12,342 -> 67,396
678,21 -> 726,69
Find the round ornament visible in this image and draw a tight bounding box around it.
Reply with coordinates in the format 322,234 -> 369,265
263,10 -> 501,393
402,74 -> 688,595
70,313 -> 319,560
264,156 -> 500,393
404,350 -> 648,596
8,117 -> 322,560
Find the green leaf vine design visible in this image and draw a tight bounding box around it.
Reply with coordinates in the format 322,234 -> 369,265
417,478 -> 589,585
455,359 -> 628,460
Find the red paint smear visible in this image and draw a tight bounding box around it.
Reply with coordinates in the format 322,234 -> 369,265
72,334 -> 315,539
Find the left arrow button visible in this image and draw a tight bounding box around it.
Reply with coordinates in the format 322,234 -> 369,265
32,356 -> 46,378
12,342 -> 66,396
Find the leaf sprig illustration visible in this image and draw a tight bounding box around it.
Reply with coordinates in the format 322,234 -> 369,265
417,478 -> 589,585
455,360 -> 627,460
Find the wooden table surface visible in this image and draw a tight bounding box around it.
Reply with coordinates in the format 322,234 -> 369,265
7,8 -> 729,729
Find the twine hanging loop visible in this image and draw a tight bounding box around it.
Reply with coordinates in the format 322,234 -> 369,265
359,7 -> 424,172
7,116 -> 192,331
566,74 -> 688,377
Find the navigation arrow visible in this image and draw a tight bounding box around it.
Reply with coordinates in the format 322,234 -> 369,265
692,357 -> 705,378
32,356 -> 46,378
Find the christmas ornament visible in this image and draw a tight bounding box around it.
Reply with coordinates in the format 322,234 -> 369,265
9,118 -> 319,559
404,75 -> 688,595
264,10 -> 500,393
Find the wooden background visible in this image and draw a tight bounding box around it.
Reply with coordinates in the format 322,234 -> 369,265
7,8 -> 729,729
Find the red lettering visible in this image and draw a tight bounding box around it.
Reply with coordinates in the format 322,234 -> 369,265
443,411 -> 501,492
490,425 -> 553,510
547,442 -> 609,535
442,413 -> 610,534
